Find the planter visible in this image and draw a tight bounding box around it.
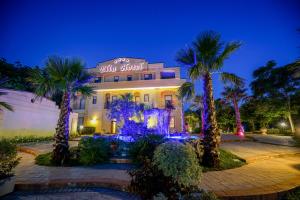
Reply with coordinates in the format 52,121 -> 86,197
0,176 -> 16,197
260,128 -> 267,135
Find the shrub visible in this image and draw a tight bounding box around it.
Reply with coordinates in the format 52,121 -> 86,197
128,134 -> 166,163
78,137 -> 110,165
80,127 -> 96,135
0,139 -> 20,179
35,147 -> 80,166
8,135 -> 53,144
153,141 -> 202,188
120,121 -> 156,139
267,128 -> 292,136
186,139 -> 204,165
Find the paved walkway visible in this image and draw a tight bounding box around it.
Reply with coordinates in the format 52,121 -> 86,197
247,134 -> 296,147
13,140 -> 300,198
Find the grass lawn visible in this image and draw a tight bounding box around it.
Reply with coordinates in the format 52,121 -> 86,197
35,147 -> 80,166
203,149 -> 246,172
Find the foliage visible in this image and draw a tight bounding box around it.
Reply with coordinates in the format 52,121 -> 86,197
176,30 -> 242,168
184,109 -> 201,132
267,128 -> 292,136
120,121 -> 155,138
129,134 -> 166,163
186,139 -> 204,165
35,147 -> 80,166
0,58 -> 35,92
80,127 -> 95,135
7,135 -> 53,144
28,56 -> 94,165
78,137 -> 110,165
215,99 -> 235,132
203,149 -> 245,172
0,139 -> 20,179
283,187 -> 300,200
153,141 -> 202,188
107,93 -> 142,124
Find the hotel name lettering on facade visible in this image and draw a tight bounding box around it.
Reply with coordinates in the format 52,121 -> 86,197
98,58 -> 145,73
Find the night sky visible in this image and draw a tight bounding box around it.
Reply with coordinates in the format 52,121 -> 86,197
0,0 -> 299,99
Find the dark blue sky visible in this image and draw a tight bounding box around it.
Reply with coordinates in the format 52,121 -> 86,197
0,0 -> 299,98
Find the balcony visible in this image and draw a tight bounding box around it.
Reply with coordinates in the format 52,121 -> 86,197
90,78 -> 185,91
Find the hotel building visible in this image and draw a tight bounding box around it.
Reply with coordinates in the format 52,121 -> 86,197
72,57 -> 185,134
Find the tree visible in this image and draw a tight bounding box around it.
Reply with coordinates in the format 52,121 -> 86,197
215,99 -> 235,132
107,93 -> 138,125
221,85 -> 248,136
176,31 -> 241,167
28,56 -> 94,165
251,60 -> 300,134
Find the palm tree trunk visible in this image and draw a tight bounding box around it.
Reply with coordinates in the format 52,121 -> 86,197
202,73 -> 220,168
287,112 -> 295,134
232,97 -> 244,136
52,90 -> 71,165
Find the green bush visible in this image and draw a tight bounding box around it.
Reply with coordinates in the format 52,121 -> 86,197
80,127 -> 96,135
78,137 -> 110,165
153,141 -> 202,188
267,128 -> 292,136
186,139 -> 204,165
0,139 -> 20,179
35,147 -> 80,166
128,134 -> 166,163
7,135 -> 53,144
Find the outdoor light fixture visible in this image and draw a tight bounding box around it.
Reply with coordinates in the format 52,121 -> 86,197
90,117 -> 97,125
279,122 -> 287,128
79,125 -> 84,130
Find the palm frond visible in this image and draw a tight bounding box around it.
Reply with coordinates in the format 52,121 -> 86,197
0,101 -> 13,111
220,72 -> 244,87
178,82 -> 195,100
213,41 -> 241,71
176,47 -> 195,66
74,85 -> 95,96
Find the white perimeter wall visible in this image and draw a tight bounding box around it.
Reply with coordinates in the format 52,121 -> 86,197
0,89 -> 77,138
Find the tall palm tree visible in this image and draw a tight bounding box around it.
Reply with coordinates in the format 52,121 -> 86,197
177,31 -> 241,167
221,86 -> 247,136
28,56 -> 94,165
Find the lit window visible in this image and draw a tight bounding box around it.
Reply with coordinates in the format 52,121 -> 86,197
92,96 -> 97,104
135,96 -> 140,103
169,116 -> 175,128
112,96 -> 117,101
114,76 -> 119,82
164,95 -> 172,107
144,94 -> 149,102
144,74 -> 152,80
127,75 -> 132,81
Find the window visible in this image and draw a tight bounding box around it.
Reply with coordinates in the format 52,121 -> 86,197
161,72 -> 175,79
144,74 -> 152,80
114,76 -> 119,82
169,116 -> 175,128
104,93 -> 110,109
112,95 -> 117,101
144,94 -> 149,102
164,95 -> 172,107
135,96 -> 140,103
79,98 -> 85,109
127,75 -> 132,81
94,77 -> 102,83
92,96 -> 97,104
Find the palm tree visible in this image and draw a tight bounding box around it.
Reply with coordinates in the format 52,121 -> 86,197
28,56 -> 94,165
221,86 -> 247,136
177,31 -> 241,167
0,78 -> 14,111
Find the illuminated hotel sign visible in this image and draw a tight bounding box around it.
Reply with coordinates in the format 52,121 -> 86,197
98,58 -> 146,73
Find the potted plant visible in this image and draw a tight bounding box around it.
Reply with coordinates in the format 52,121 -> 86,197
0,139 -> 20,197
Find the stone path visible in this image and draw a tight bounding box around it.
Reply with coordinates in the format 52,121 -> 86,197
13,140 -> 300,198
3,187 -> 139,200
